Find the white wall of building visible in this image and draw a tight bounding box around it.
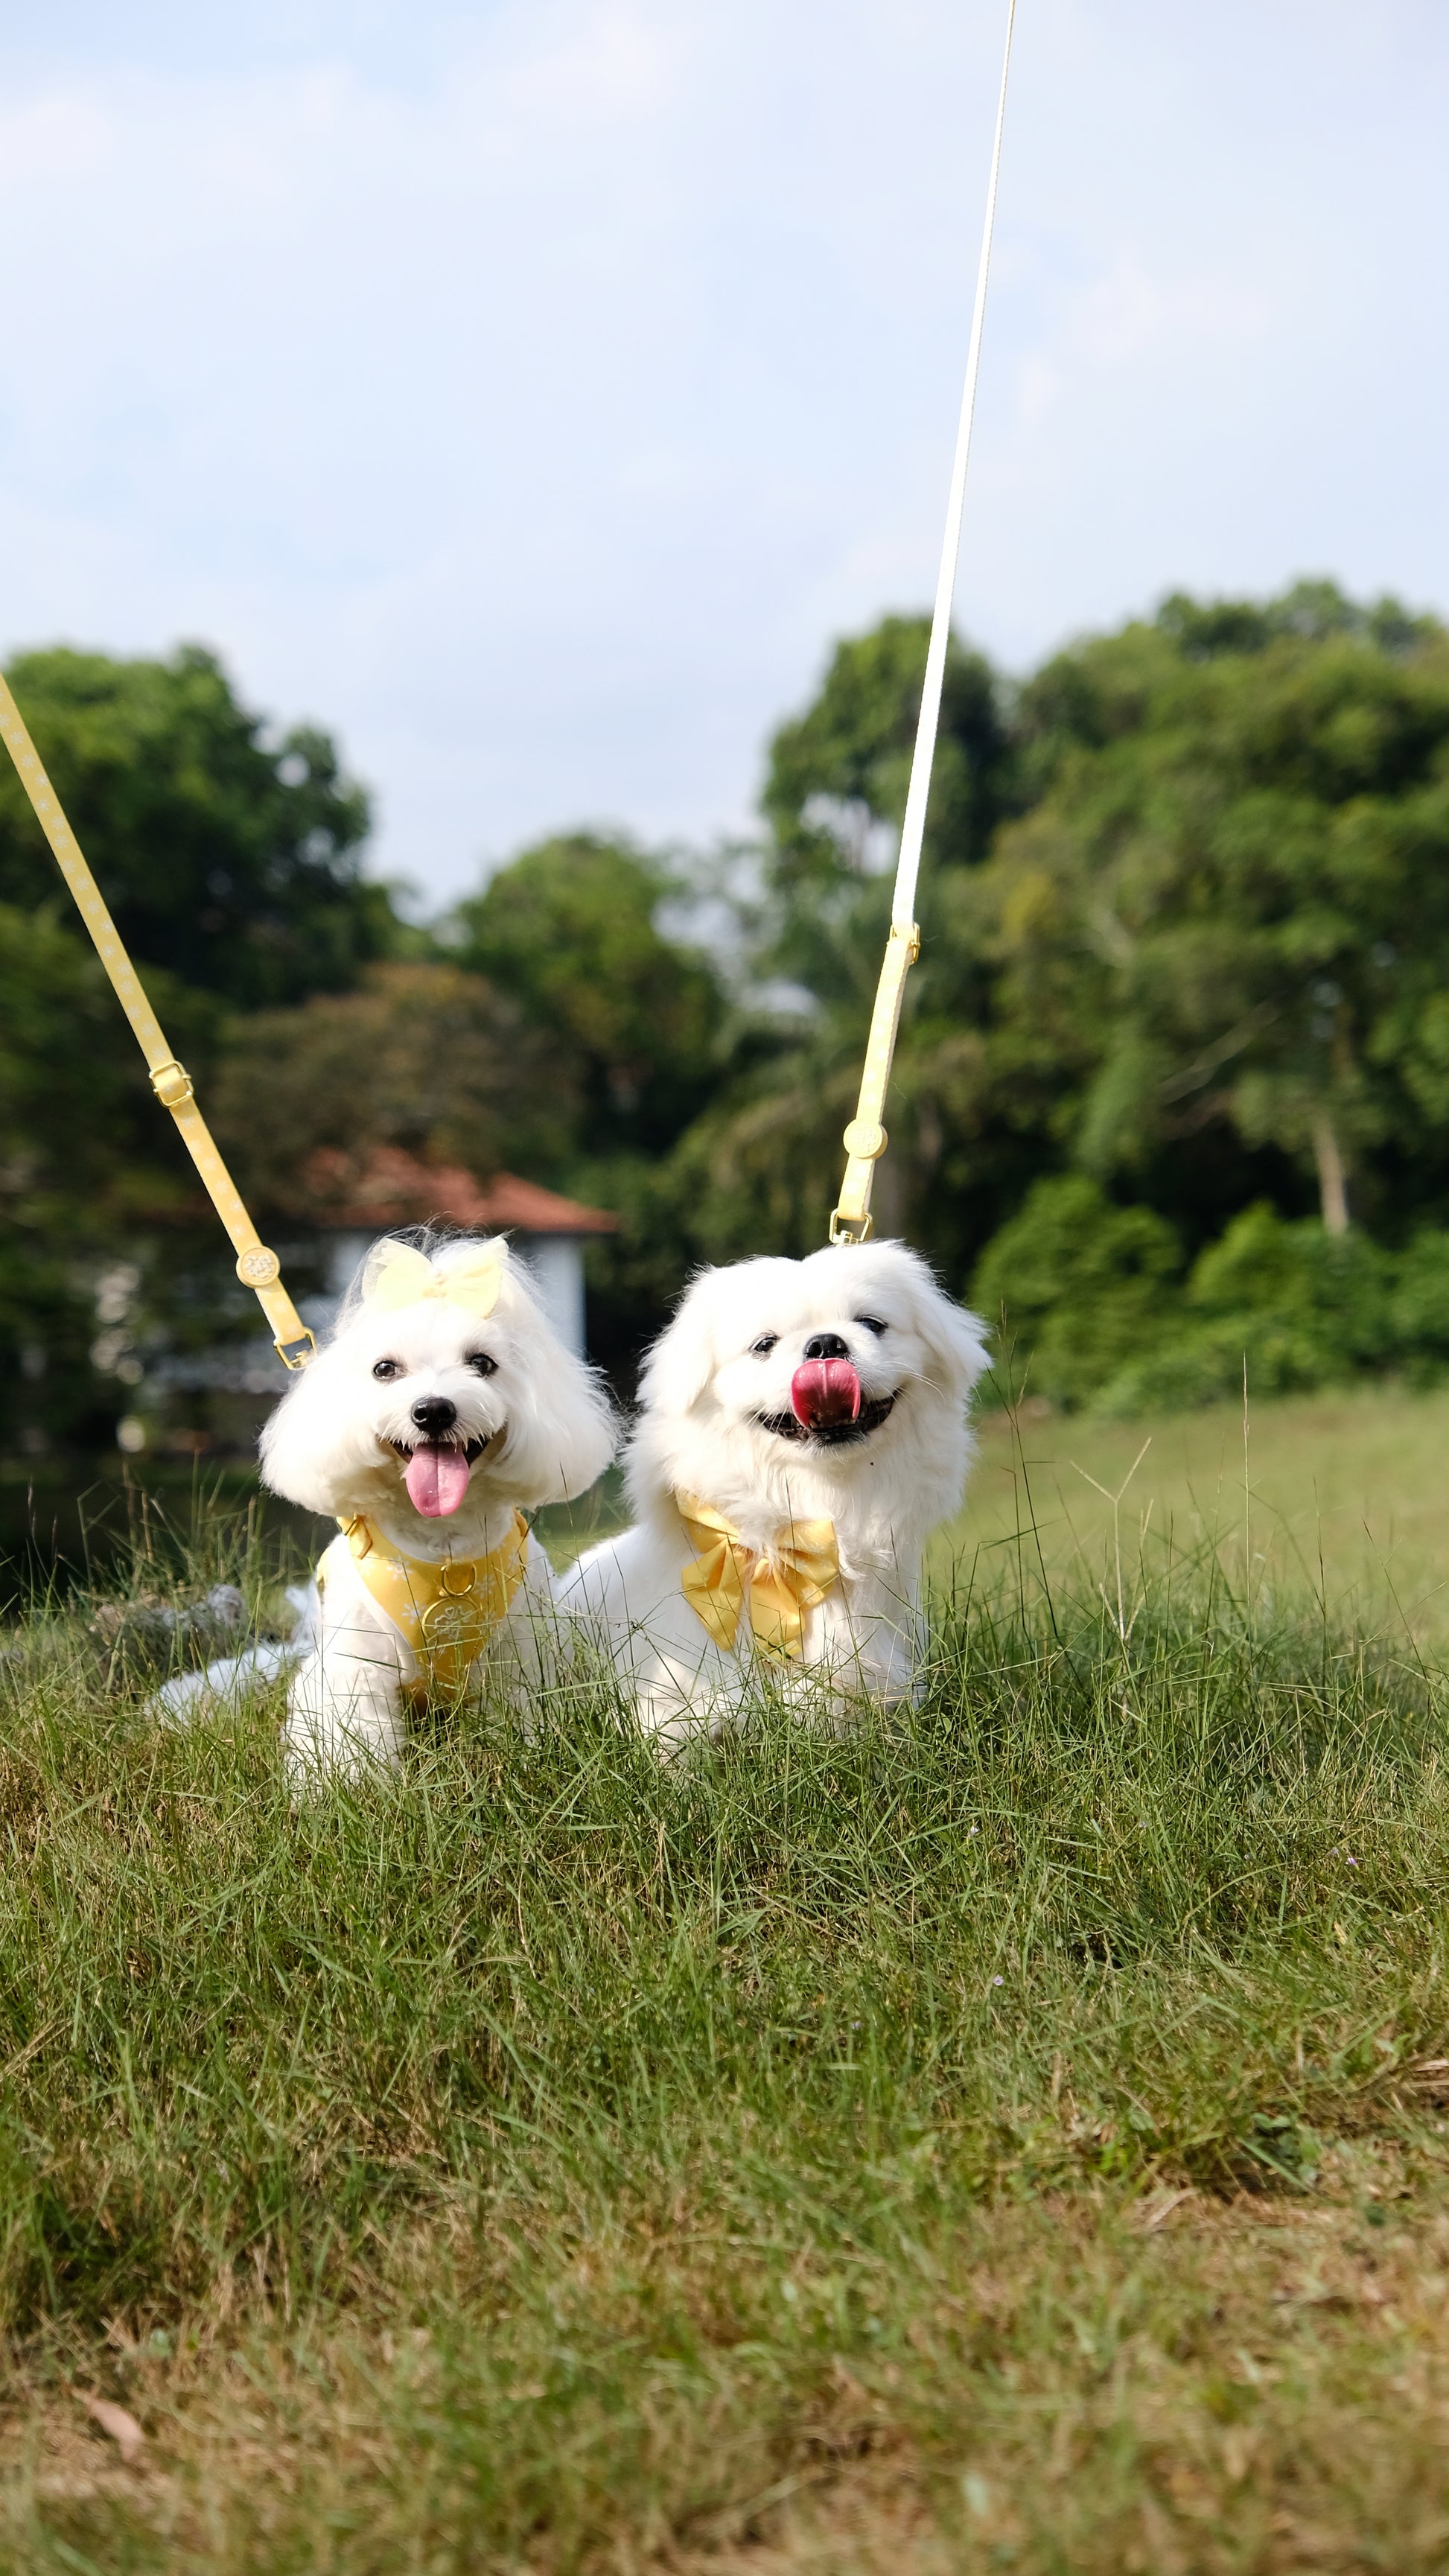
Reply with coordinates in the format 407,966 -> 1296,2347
513,1235 -> 587,1357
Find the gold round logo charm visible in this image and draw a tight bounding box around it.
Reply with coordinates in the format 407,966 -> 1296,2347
236,1245 -> 282,1288
421,1594 -> 488,1655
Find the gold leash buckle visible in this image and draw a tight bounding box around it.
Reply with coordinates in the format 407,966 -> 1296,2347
150,1058 -> 194,1108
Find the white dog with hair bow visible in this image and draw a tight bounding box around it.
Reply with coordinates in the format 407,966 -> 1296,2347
230,1232 -> 617,1776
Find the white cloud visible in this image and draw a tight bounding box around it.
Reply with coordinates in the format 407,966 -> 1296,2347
0,0 -> 1445,902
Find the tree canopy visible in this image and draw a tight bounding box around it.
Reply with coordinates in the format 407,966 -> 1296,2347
629,581 -> 1449,1326
212,963 -> 576,1217
450,835 -> 726,1161
10,582 -> 1449,1452
961,582 -> 1449,1241
0,646 -> 388,1008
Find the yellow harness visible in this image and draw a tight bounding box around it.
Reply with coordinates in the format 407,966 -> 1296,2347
319,1510 -> 531,1699
675,1492 -> 839,1660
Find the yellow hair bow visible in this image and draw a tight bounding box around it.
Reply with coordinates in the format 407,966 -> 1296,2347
675,1490 -> 838,1660
362,1240 -> 506,1320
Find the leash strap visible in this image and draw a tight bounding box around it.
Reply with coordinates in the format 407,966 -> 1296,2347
0,672 -> 315,1367
830,0 -> 1018,1244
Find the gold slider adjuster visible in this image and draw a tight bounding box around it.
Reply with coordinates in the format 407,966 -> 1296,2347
150,1058 -> 194,1108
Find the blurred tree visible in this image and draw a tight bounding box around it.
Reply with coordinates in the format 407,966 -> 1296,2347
211,964 -> 574,1216
666,617 -> 1028,1276
975,580 -> 1449,1236
663,585 -> 1449,1302
760,615 -> 1016,979
448,836 -> 749,1384
0,902 -> 214,1448
450,835 -> 727,1161
13,584 -> 1449,1451
0,645 -> 392,1008
969,1175 -> 1184,1406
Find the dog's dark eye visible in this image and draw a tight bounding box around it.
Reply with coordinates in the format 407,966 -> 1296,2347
856,1316 -> 889,1337
751,1333 -> 779,1357
372,1358 -> 403,1381
467,1351 -> 497,1378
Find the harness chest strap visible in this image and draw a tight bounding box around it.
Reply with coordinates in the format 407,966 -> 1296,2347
675,1491 -> 839,1659
318,1510 -> 531,1693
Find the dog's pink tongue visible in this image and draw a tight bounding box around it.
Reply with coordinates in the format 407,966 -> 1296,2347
790,1357 -> 862,1430
404,1443 -> 472,1518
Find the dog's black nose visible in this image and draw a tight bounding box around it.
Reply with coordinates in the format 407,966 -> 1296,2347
802,1331 -> 850,1361
410,1396 -> 457,1436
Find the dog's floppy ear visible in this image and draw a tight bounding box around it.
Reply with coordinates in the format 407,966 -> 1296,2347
637,1268 -> 722,1417
917,1280 -> 991,1405
489,1257 -> 617,1503
506,1350 -> 618,1502
258,1335 -> 353,1513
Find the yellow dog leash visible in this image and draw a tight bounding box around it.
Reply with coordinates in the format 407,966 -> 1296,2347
829,0 -> 1017,1245
0,673 -> 314,1367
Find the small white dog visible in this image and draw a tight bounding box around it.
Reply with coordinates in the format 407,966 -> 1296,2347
562,1241 -> 988,1743
253,1233 -> 615,1775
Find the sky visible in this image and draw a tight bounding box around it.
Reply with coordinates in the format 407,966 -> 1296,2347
1,0 -> 1445,908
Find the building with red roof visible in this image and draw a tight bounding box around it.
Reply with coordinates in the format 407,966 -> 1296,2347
306,1148 -> 617,1355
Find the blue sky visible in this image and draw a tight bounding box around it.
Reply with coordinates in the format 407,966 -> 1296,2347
1,0 -> 1445,906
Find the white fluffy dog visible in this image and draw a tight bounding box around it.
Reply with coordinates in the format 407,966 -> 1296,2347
257,1233 -> 615,1775
562,1241 -> 988,1743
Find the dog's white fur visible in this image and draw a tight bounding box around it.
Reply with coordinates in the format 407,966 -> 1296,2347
561,1241 -> 988,1743
260,1234 -> 616,1775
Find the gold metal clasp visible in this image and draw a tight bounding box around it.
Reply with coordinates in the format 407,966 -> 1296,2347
827,920 -> 920,1247
829,1209 -> 873,1245
275,1330 -> 316,1371
150,1058 -> 194,1108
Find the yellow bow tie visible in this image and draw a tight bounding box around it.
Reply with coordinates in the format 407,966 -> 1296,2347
363,1241 -> 504,1320
675,1491 -> 839,1660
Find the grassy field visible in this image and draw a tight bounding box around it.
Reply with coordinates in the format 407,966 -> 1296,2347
4,1393 -> 1449,2568
952,1378 -> 1449,1641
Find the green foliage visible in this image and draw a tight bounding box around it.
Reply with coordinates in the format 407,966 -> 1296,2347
975,1186 -> 1449,1419
12,580 -> 1449,1447
0,645 -> 386,1008
0,903 -> 224,1450
1100,1208 -> 1402,1417
450,834 -> 726,1160
721,579 -> 1449,1316
982,582 -> 1449,1232
0,646 -> 401,1452
971,1177 -> 1183,1405
762,613 -> 1014,906
211,961 -> 575,1215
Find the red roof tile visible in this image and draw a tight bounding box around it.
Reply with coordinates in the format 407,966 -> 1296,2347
304,1146 -> 617,1235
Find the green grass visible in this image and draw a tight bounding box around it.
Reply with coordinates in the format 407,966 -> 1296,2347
951,1376 -> 1449,1639
4,1408 -> 1449,2567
